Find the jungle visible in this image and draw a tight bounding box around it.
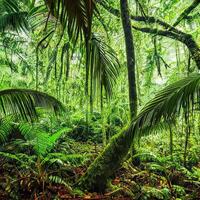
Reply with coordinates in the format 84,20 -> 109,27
0,0 -> 200,199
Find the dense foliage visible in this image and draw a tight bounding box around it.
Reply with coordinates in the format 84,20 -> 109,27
0,0 -> 200,199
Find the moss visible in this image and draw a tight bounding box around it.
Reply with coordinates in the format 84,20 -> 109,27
77,126 -> 135,192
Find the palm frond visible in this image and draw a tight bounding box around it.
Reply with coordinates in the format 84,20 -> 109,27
133,74 -> 200,137
89,34 -> 120,99
28,5 -> 49,30
45,0 -> 96,43
0,89 -> 65,120
0,0 -> 29,32
0,12 -> 29,32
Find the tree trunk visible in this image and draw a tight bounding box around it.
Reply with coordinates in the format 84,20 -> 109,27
120,0 -> 140,165
184,36 -> 200,69
77,126 -> 134,192
120,0 -> 137,119
78,0 -> 139,192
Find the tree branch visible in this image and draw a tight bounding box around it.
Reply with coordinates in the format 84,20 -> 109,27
98,0 -> 200,69
173,0 -> 200,27
132,26 -> 189,44
132,25 -> 200,69
98,0 -> 185,35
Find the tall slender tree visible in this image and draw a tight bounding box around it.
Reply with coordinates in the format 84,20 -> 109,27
120,0 -> 137,120
120,0 -> 140,165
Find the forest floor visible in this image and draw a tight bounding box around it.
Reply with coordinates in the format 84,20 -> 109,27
0,135 -> 200,200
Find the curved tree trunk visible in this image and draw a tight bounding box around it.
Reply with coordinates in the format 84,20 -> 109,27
78,127 -> 134,192
78,1 -> 200,193
78,0 -> 138,192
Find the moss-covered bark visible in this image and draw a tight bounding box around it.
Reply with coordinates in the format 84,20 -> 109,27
120,0 -> 137,119
78,1 -> 138,192
78,127 -> 134,192
78,128 -> 134,192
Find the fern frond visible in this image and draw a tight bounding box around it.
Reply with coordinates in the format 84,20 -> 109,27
42,153 -> 89,166
19,123 -> 70,156
0,117 -> 13,144
48,175 -> 73,192
49,175 -> 68,186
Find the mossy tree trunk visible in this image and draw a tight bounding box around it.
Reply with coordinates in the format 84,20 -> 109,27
78,126 -> 134,192
78,0 -> 139,192
120,0 -> 139,165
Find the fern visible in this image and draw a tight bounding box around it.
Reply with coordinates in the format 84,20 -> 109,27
49,175 -> 68,186
141,186 -> 170,200
0,117 -> 13,144
0,151 -> 21,162
19,123 -> 70,156
0,151 -> 36,169
42,153 -> 90,167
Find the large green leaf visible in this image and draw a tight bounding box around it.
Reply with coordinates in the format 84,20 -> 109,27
133,74 -> 200,137
0,89 -> 65,120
